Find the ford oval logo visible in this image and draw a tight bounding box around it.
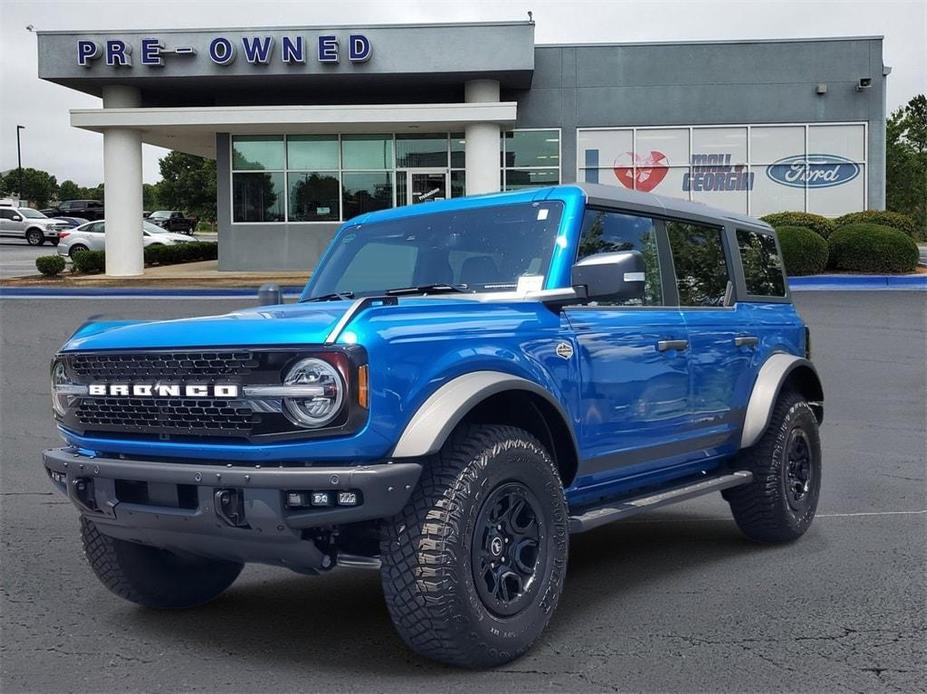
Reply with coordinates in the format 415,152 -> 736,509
766,154 -> 860,189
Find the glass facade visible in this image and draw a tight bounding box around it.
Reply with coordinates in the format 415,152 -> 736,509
577,123 -> 867,216
231,130 -> 561,222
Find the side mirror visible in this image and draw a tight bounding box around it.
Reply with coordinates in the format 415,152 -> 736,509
571,250 -> 646,303
257,283 -> 282,306
11,215 -> 22,222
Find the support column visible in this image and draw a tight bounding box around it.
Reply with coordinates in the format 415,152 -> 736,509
464,80 -> 501,196
101,86 -> 144,276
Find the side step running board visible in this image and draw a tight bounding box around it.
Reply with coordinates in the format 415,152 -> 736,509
568,471 -> 753,533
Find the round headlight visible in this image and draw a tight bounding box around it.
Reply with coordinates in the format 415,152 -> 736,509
282,357 -> 344,428
50,360 -> 70,416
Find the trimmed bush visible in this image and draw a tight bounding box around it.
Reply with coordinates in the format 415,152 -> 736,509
761,211 -> 837,239
834,210 -> 919,239
35,255 -> 66,277
71,249 -> 106,274
144,241 -> 217,265
777,226 -> 828,276
827,223 -> 919,274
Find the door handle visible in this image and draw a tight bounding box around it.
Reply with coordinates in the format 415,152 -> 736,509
656,339 -> 689,352
734,335 -> 759,348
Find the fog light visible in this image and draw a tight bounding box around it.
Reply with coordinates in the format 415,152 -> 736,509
286,491 -> 308,508
337,491 -> 359,506
311,491 -> 334,507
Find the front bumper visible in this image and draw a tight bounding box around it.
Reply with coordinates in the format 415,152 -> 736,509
43,447 -> 421,572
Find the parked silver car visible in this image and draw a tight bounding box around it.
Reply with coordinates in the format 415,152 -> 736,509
57,221 -> 196,258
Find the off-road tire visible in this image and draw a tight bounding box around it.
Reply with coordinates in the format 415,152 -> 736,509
26,228 -> 45,246
380,424 -> 569,668
724,390 -> 821,542
80,517 -> 243,609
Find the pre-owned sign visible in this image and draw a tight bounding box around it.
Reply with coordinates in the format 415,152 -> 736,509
77,33 -> 372,68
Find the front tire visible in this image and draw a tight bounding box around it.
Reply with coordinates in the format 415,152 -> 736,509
724,391 -> 822,542
380,425 -> 569,668
26,228 -> 45,246
80,517 -> 243,609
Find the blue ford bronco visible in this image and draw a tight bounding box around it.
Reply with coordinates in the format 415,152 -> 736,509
45,184 -> 823,668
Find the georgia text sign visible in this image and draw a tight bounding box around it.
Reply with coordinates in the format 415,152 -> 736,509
766,154 -> 860,189
77,34 -> 372,69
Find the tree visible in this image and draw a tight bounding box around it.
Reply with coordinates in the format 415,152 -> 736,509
0,167 -> 58,207
58,180 -> 82,201
886,94 -> 926,232
157,152 -> 217,222
143,182 -> 163,211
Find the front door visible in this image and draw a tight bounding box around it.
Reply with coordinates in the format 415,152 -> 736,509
397,170 -> 448,206
567,208 -> 692,488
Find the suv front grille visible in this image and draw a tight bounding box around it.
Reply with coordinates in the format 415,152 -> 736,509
75,397 -> 259,435
69,350 -> 260,381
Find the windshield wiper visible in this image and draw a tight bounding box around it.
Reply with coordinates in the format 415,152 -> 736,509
302,291 -> 355,302
384,283 -> 469,296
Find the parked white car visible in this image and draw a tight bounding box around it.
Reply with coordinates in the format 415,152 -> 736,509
0,205 -> 70,246
57,221 -> 196,258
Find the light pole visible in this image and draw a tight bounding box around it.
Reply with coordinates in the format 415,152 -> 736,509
16,125 -> 25,203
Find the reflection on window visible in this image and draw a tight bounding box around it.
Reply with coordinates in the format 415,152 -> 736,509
287,135 -> 339,170
232,136 -> 285,171
232,172 -> 285,222
577,210 -> 663,306
505,169 -> 559,190
334,242 -> 418,294
667,221 -> 730,307
342,135 -> 394,170
396,134 -> 449,168
736,229 -> 785,297
342,172 -> 394,220
287,173 -> 340,222
502,130 -> 560,191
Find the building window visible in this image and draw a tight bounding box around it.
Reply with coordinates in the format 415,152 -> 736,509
577,123 -> 867,217
232,135 -> 285,170
342,172 -> 395,219
287,172 -> 340,222
502,129 -> 561,190
232,172 -> 285,222
342,135 -> 394,170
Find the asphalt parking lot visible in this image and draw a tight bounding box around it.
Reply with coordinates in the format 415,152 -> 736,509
0,240 -> 58,278
1,291 -> 924,693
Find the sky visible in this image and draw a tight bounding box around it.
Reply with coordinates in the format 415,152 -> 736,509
1,0 -> 924,186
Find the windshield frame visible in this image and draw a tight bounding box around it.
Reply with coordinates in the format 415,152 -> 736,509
302,200 -> 569,301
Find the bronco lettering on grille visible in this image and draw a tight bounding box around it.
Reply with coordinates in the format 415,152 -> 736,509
87,383 -> 240,398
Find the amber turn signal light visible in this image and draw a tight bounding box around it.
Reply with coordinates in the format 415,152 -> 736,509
357,364 -> 369,409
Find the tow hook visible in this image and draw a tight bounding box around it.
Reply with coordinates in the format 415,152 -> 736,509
214,488 -> 249,528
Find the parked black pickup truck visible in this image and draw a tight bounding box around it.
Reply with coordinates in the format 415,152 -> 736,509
147,210 -> 197,234
40,199 -> 104,221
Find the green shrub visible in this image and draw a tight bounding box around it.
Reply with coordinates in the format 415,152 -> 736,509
761,211 -> 837,239
777,226 -> 828,276
827,223 -> 919,274
71,249 -> 106,274
144,241 -> 217,265
35,255 -> 66,277
834,210 -> 919,238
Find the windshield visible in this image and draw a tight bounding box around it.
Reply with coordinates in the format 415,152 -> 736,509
143,221 -> 169,234
307,202 -> 564,299
149,210 -> 172,219
19,208 -> 46,219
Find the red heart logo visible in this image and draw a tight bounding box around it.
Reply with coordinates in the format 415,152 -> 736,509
613,151 -> 669,192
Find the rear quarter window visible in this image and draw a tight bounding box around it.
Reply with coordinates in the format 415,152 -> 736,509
736,229 -> 786,298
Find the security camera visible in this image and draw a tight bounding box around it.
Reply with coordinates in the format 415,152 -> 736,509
856,77 -> 872,91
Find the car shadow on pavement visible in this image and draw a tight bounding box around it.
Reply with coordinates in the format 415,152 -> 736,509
111,511 -> 781,674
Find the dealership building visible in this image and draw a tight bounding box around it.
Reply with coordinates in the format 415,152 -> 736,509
36,22 -> 889,274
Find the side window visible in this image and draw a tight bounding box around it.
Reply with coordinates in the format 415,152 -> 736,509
90,222 -> 105,234
666,221 -> 731,307
0,209 -> 14,220
89,201 -> 102,210
576,209 -> 663,306
737,229 -> 786,297
334,242 -> 418,294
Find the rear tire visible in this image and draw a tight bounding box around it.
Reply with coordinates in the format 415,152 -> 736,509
80,517 -> 243,609
724,391 -> 821,542
69,244 -> 89,258
26,228 -> 44,246
380,424 -> 569,668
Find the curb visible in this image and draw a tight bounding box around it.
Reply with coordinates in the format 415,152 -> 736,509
789,275 -> 927,291
0,286 -> 304,299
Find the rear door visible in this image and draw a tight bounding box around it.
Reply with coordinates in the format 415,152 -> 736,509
566,208 -> 691,482
665,219 -> 755,455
